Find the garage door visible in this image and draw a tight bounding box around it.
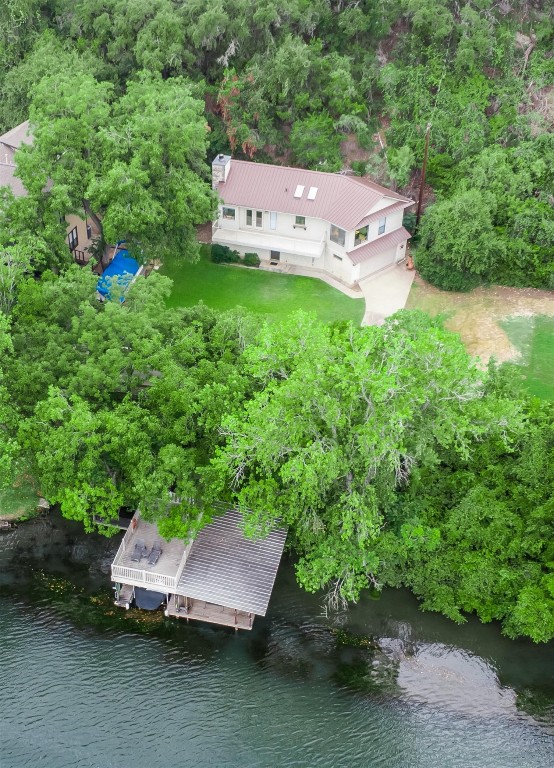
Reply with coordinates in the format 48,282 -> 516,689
357,247 -> 397,281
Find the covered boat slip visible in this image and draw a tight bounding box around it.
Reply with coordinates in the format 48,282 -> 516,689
111,509 -> 287,629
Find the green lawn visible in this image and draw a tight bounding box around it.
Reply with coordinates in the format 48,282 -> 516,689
501,315 -> 554,400
0,471 -> 40,520
161,249 -> 364,325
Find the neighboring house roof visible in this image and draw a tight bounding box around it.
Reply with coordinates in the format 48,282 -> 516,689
0,163 -> 27,197
216,159 -> 412,231
0,120 -> 32,150
0,120 -> 33,198
347,226 -> 411,266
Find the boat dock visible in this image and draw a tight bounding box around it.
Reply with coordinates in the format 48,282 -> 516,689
111,509 -> 286,630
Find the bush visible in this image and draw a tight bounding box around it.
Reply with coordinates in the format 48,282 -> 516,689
414,249 -> 481,292
211,244 -> 241,264
243,252 -> 260,267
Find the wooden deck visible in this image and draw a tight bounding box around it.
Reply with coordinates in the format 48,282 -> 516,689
111,514 -> 190,591
166,594 -> 253,630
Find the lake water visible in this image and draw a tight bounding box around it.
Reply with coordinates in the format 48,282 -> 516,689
1,513 -> 553,767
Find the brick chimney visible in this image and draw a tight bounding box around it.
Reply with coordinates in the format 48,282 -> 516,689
212,153 -> 231,188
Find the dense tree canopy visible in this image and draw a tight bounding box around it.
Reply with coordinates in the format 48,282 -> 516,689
417,134 -> 554,290
14,70 -> 216,264
0,0 -> 552,641
208,311 -> 521,603
1,263 -> 551,641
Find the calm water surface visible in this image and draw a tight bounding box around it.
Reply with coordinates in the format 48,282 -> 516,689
1,513 -> 553,768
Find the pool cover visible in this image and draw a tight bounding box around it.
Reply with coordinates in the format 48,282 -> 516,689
97,249 -> 140,299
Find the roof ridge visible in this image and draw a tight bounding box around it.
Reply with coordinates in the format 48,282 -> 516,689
231,158 -> 329,176
229,158 -> 411,202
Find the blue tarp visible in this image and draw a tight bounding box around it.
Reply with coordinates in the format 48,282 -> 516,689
97,249 -> 140,299
134,587 -> 166,610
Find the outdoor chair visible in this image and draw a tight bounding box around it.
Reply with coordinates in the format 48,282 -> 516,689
131,539 -> 147,562
147,543 -> 162,566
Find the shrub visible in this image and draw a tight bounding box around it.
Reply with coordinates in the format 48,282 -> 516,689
243,252 -> 260,267
415,249 -> 481,292
211,244 -> 241,264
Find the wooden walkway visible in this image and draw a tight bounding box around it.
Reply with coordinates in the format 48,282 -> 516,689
166,594 -> 253,630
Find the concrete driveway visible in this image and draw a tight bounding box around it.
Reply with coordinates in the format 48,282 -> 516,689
359,264 -> 415,326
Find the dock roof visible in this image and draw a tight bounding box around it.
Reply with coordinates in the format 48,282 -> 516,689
176,509 -> 287,616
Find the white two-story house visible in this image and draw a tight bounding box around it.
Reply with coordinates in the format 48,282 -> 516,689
211,154 -> 413,286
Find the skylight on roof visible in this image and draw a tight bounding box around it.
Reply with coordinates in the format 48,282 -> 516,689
307,186 -> 318,200
293,185 -> 305,198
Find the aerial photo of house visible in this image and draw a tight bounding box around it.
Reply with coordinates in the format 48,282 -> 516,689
211,154 -> 413,287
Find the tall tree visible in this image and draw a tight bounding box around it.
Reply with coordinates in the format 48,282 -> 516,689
16,70 -> 216,263
209,310 -> 521,603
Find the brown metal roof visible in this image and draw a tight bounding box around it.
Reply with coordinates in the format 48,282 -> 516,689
354,200 -> 411,230
176,508 -> 287,616
216,159 -> 412,231
348,226 -> 411,265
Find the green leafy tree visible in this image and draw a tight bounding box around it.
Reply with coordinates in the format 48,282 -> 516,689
416,189 -> 506,291
377,397 -> 554,642
0,313 -> 19,488
290,113 -> 342,172
16,70 -> 216,263
210,310 -> 520,603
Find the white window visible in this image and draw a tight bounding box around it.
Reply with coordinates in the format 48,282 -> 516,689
330,224 -> 346,247
222,206 -> 235,220
295,215 -> 306,228
246,209 -> 253,226
270,211 -> 277,230
378,216 -> 386,235
256,210 -> 263,228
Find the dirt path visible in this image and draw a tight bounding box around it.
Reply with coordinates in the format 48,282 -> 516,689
407,276 -> 554,363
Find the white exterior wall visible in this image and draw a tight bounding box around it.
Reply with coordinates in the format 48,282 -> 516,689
214,204 -> 327,266
368,196 -> 399,214
355,242 -> 407,282
213,202 -> 406,286
356,247 -> 397,281
323,246 -> 356,284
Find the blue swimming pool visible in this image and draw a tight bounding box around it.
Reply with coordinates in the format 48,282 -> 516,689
97,249 -> 140,299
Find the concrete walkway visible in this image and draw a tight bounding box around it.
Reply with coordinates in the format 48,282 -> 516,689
259,259 -> 414,324
260,262 -> 363,299
359,265 -> 416,326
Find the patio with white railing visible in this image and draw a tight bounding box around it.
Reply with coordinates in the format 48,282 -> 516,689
111,512 -> 192,592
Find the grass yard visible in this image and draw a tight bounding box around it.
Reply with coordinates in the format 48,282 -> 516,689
0,472 -> 41,521
161,248 -> 364,326
407,276 -> 554,400
501,315 -> 554,400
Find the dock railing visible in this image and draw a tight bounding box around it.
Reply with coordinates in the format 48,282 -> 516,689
111,564 -> 177,590
111,509 -> 194,592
